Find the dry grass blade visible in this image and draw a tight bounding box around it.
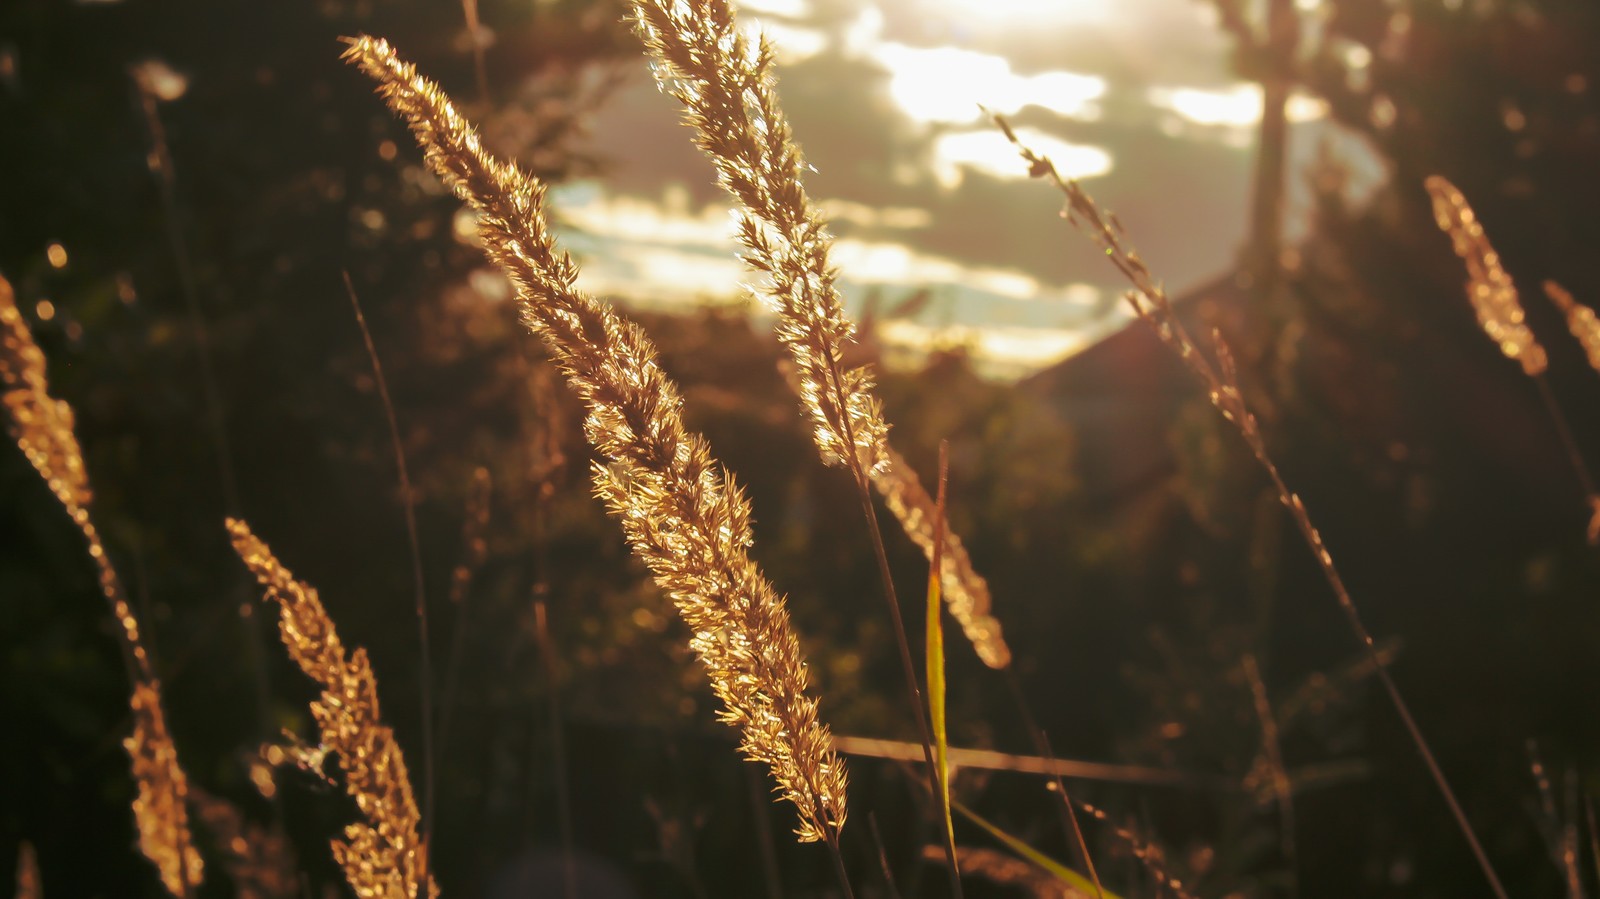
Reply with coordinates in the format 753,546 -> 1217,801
925,442 -> 960,881
921,845 -> 1091,899
879,447 -> 1010,668
1,274 -> 204,898
832,735 -> 1208,788
1423,176 -> 1546,375
226,517 -> 437,899
950,798 -> 1114,899
989,116 -> 1509,899
340,36 -> 850,854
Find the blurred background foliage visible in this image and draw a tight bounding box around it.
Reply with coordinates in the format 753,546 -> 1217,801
3,0 -> 1600,896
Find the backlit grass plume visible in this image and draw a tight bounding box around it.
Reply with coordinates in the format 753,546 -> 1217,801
635,0 -> 1009,679
631,0 -> 887,476
1422,179 -> 1596,545
226,517 -> 437,899
1542,281 -> 1600,542
1,274 -> 204,898
1424,176 -> 1548,377
1543,281 -> 1600,376
340,36 -> 849,848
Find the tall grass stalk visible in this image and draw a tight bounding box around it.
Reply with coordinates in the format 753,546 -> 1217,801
132,65 -> 240,516
1425,178 -> 1598,546
438,466 -> 492,749
227,518 -> 437,899
1,274 -> 204,898
1242,654 -> 1296,897
341,38 -> 852,882
342,272 -> 437,849
992,115 -> 1509,899
629,0 -> 971,886
867,814 -> 904,899
533,599 -> 579,899
1540,282 -> 1600,541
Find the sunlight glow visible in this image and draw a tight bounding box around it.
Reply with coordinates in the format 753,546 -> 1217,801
871,43 -> 1105,125
818,199 -> 933,231
930,128 -> 1111,189
738,0 -> 813,16
556,188 -> 737,247
928,0 -> 1113,25
543,183 -> 1118,377
832,238 -> 1043,299
1149,83 -> 1329,129
744,19 -> 828,64
878,319 -> 1095,379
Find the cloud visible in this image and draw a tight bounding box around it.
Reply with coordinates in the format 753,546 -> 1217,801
818,198 -> 934,230
744,18 -> 829,64
877,319 -> 1117,379
1148,83 -> 1328,131
929,127 -> 1112,190
868,42 -> 1105,125
738,0 -> 814,17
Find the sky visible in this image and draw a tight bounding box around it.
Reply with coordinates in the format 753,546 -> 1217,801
543,0 -> 1380,378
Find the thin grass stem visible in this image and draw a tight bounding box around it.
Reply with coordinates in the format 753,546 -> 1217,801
1001,670 -> 1103,899
744,762 -> 787,899
990,115 -> 1508,899
825,831 -> 858,899
868,813 -> 904,899
1535,374 -> 1600,501
1242,654 -> 1297,898
533,599 -> 579,899
342,271 -> 436,852
133,69 -> 239,515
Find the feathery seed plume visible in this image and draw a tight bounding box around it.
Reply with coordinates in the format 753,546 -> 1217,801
631,0 -> 888,476
341,35 -> 847,843
227,518 -> 436,899
638,0 -> 1010,669
1,274 -> 203,898
1424,176 -> 1548,376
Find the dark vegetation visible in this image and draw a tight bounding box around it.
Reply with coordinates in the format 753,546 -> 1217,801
3,0 -> 1600,896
